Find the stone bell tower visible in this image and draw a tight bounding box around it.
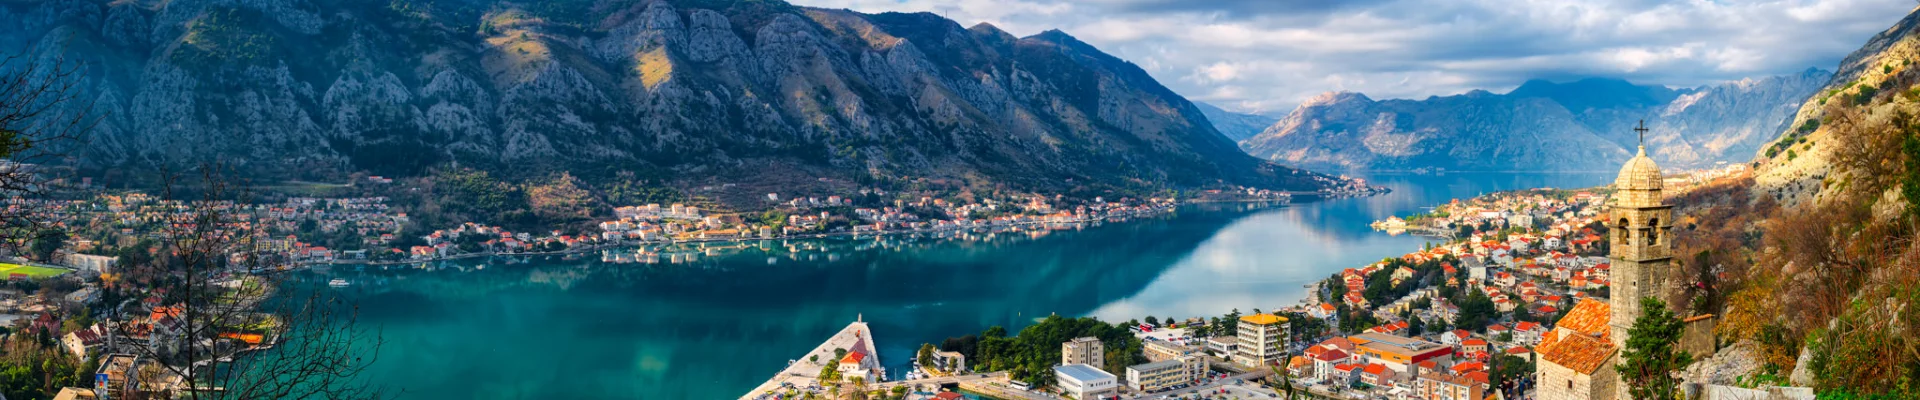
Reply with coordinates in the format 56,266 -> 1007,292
1610,121 -> 1672,399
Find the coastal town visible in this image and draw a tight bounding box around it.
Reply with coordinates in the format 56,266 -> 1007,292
742,159 -> 1758,400
0,138 -> 1758,400
0,146 -> 1767,400
14,177 -> 1356,269
0,170 -> 1382,399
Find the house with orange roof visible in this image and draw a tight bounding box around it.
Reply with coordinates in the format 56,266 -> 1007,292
1441,329 -> 1472,346
1287,356 -> 1314,377
1311,348 -> 1353,382
1330,363 -> 1362,385
1449,361 -> 1485,375
1461,339 -> 1488,355
1360,363 -> 1395,386
1311,302 -> 1338,319
1416,371 -> 1485,400
1534,298 -> 1617,400
1514,321 -> 1547,344
835,336 -> 880,382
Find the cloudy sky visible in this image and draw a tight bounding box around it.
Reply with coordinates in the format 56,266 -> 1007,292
803,0 -> 1915,114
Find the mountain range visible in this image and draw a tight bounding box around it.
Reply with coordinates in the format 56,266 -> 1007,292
1,0 -> 1349,198
1194,102 -> 1278,142
1237,70 -> 1832,172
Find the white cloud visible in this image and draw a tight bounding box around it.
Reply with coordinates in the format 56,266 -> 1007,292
1188,62 -> 1241,84
803,0 -> 1916,114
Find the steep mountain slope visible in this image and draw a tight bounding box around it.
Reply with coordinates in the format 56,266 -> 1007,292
0,0 -> 1350,198
1658,7 -> 1920,395
1754,5 -> 1920,206
1240,72 -> 1830,172
1194,102 -> 1278,141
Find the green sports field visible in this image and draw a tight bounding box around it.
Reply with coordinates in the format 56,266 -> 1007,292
0,263 -> 69,279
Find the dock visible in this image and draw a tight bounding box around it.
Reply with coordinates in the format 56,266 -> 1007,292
741,318 -> 881,399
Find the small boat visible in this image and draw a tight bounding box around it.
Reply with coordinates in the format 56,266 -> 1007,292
328,279 -> 350,287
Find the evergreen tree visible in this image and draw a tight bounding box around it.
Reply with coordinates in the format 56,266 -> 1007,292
1617,297 -> 1694,400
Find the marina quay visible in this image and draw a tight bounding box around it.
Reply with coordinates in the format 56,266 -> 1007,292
743,318 -> 883,399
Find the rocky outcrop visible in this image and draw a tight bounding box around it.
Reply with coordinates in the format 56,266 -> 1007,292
1242,72 -> 1830,172
1,0 -> 1347,193
1754,6 -> 1920,205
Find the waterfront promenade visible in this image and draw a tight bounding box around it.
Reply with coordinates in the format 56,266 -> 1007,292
741,319 -> 881,399
872,371 -> 1009,391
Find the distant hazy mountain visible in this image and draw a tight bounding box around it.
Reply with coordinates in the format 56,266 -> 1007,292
1195,102 -> 1279,141
1240,70 -> 1832,172
2,0 -> 1345,195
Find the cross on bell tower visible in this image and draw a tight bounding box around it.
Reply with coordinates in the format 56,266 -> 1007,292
1634,120 -> 1649,150
1608,123 -> 1674,400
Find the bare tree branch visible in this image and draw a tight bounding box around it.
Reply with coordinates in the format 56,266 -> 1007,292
102,165 -> 387,400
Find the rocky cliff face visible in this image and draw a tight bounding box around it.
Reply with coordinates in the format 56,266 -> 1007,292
1240,72 -> 1831,172
1,0 -> 1344,194
1752,7 -> 1920,205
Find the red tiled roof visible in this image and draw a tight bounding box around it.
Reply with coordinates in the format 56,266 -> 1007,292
1319,337 -> 1356,352
1537,329 -> 1616,374
1451,362 -> 1485,374
1555,298 -> 1612,337
1363,363 -> 1387,376
1290,356 -> 1313,369
1464,371 -> 1490,386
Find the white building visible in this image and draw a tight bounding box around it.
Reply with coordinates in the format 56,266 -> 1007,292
1054,363 -> 1118,400
65,254 -> 116,274
1125,355 -> 1205,392
1062,336 -> 1104,368
1234,313 -> 1288,368
1206,336 -> 1239,360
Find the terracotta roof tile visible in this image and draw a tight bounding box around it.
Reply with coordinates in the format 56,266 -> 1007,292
1363,363 -> 1388,375
1555,298 -> 1611,337
1538,329 -> 1615,374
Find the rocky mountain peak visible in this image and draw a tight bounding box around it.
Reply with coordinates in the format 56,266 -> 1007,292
1300,91 -> 1374,108
1,0 -> 1352,200
1240,72 -> 1829,172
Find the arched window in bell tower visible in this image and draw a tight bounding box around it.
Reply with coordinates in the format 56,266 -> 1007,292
1617,218 -> 1631,245
1648,217 -> 1661,245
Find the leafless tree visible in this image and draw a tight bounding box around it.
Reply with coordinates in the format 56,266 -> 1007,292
105,165 -> 386,399
0,46 -> 95,253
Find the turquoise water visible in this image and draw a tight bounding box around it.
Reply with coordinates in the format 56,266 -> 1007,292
319,172 -> 1612,399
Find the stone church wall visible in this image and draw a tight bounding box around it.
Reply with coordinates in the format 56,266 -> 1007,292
1681,315 -> 1718,360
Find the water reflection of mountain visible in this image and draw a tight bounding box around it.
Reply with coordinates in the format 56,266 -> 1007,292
320,204 -> 1263,399
316,174 -> 1623,399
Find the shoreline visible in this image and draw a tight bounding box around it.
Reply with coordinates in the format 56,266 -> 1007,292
301,198 -> 1314,268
